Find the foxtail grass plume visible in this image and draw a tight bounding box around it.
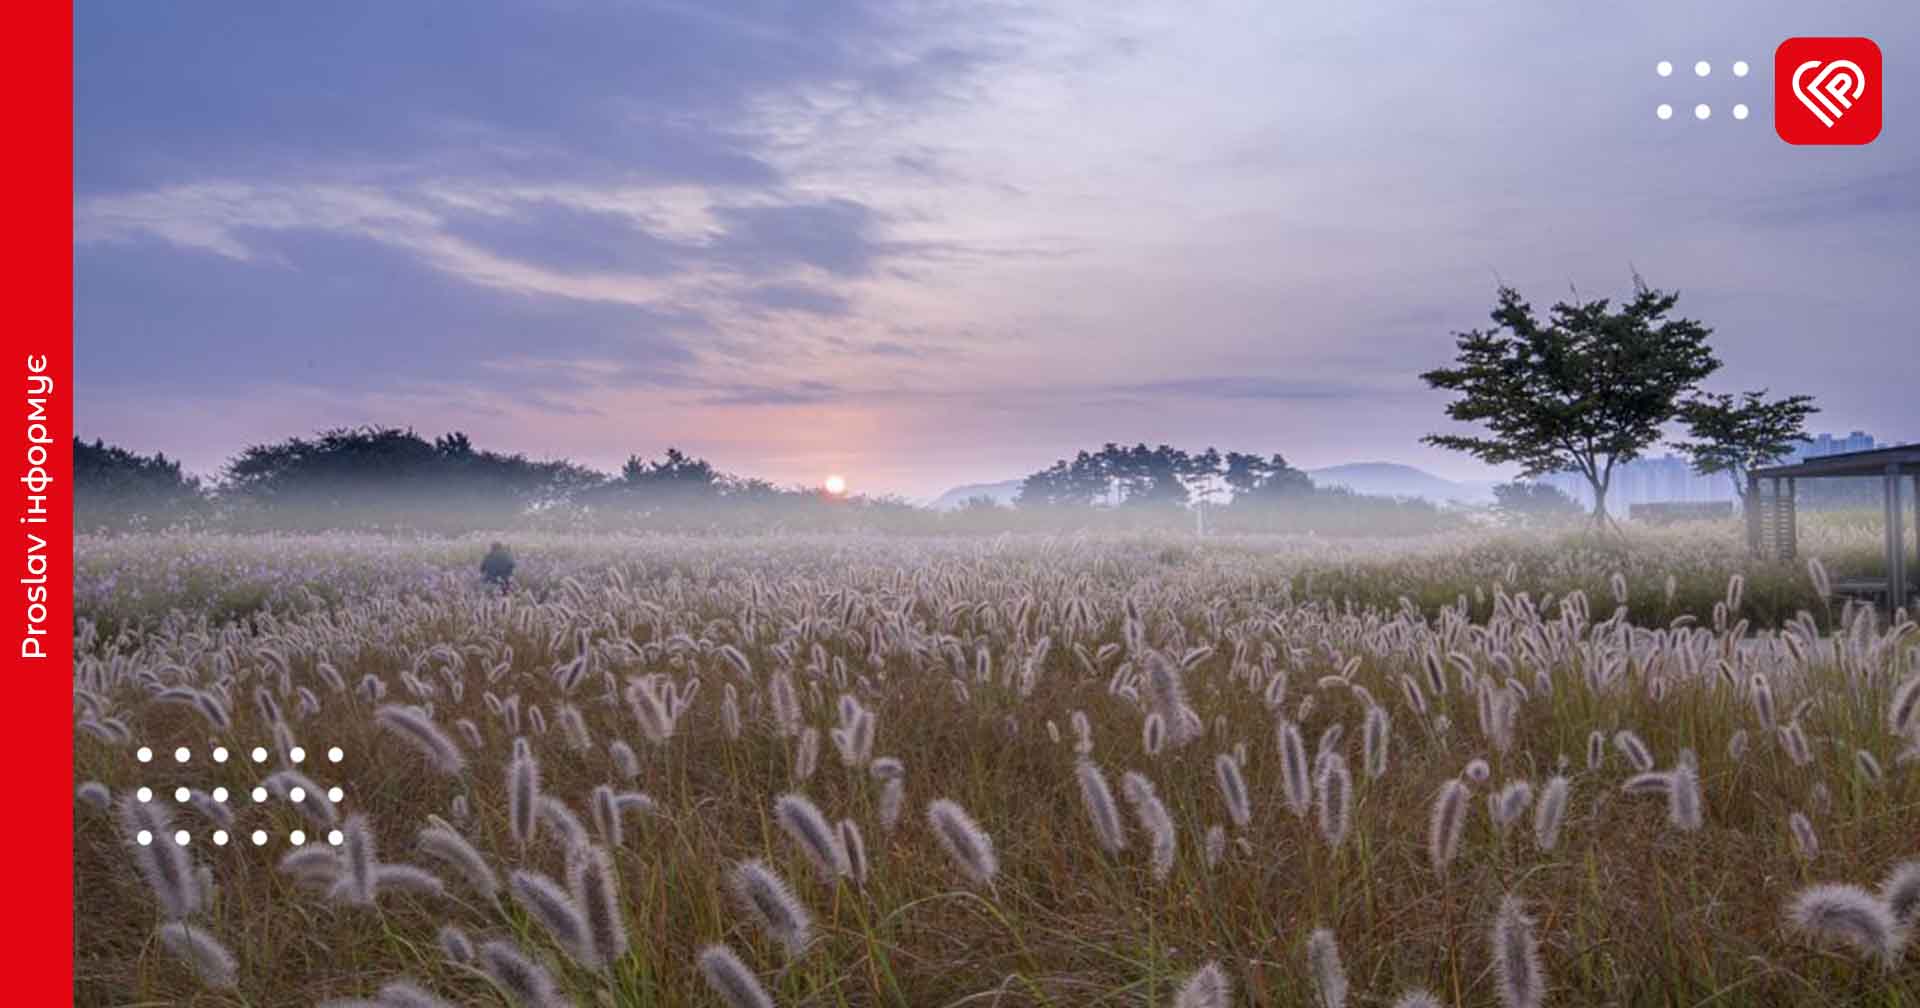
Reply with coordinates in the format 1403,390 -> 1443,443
1785,883 -> 1903,968
568,844 -> 628,969
1315,753 -> 1352,849
697,943 -> 777,1008
1205,824 -> 1227,869
609,740 -> 639,781
157,921 -> 238,990
1362,705 -> 1390,779
507,748 -> 540,848
477,939 -> 560,1007
1890,675 -> 1920,738
840,818 -> 868,884
1533,775 -> 1569,851
508,869 -> 599,968
1879,860 -> 1920,929
1076,759 -> 1128,854
1789,811 -> 1818,858
122,796 -> 199,919
1464,759 -> 1490,785
1215,752 -> 1251,829
1172,960 -> 1231,1007
730,859 -> 812,956
374,704 -> 466,773
332,813 -> 378,905
1429,779 -> 1469,875
1122,771 -> 1178,881
1278,719 -> 1311,818
374,980 -> 457,1008
793,726 -> 821,782
1748,674 -> 1776,725
926,798 -> 999,886
1668,761 -> 1703,831
1586,730 -> 1604,771
774,793 -> 850,880
1491,781 -> 1532,833
437,925 -> 475,964
1779,721 -> 1812,766
1491,894 -> 1545,1008
1613,730 -> 1653,773
1306,928 -> 1347,1008
1391,991 -> 1443,1008
878,776 -> 906,834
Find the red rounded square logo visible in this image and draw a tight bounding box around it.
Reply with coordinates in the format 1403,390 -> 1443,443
1776,37 -> 1881,145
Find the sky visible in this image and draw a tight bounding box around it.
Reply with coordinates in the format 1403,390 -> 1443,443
74,2 -> 1920,500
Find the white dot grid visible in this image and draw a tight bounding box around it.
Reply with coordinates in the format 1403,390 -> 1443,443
1655,57 -> 1754,123
129,741 -> 349,846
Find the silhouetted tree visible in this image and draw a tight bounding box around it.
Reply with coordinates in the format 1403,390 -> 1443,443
1673,390 -> 1819,507
1421,280 -> 1720,526
74,437 -> 206,530
1490,481 -> 1583,526
223,426 -> 601,530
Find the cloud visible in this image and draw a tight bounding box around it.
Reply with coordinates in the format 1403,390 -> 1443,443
74,229 -> 700,398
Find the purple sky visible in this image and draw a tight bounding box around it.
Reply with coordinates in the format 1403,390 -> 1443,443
74,3 -> 1920,499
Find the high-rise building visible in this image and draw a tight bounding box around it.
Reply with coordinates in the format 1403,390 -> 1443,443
1533,431 -> 1900,510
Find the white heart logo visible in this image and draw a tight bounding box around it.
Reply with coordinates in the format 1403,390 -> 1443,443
1792,58 -> 1867,127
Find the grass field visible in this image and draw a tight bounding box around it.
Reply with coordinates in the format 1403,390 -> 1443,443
73,521 -> 1920,1006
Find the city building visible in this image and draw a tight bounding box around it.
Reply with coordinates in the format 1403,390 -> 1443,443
1536,432 -> 1896,511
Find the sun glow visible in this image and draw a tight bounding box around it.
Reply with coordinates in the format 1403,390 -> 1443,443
824,474 -> 848,495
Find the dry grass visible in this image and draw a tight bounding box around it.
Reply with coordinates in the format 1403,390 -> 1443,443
73,527 -> 1920,1006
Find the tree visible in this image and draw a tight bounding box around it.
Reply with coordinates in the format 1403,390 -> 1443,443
1672,390 -> 1819,507
1420,281 -> 1720,526
223,426 -> 602,530
1490,480 -> 1583,526
1224,452 -> 1313,503
74,437 -> 206,530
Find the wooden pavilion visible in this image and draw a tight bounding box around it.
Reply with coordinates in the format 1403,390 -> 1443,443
1748,444 -> 1920,611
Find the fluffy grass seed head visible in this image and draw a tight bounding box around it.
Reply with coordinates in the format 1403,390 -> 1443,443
926,798 -> 999,887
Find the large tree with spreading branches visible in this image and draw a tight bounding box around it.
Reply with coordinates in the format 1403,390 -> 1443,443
1420,280 -> 1720,526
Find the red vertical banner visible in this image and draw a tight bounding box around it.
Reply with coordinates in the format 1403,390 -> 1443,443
3,1 -> 74,1000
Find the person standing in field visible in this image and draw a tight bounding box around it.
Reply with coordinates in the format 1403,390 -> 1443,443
480,541 -> 515,592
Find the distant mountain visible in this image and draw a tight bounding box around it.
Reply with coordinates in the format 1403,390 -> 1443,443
927,479 -> 1024,510
1305,462 -> 1496,504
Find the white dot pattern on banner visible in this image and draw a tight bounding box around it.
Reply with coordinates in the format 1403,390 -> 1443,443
1653,56 -> 1755,125
129,742 -> 350,845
